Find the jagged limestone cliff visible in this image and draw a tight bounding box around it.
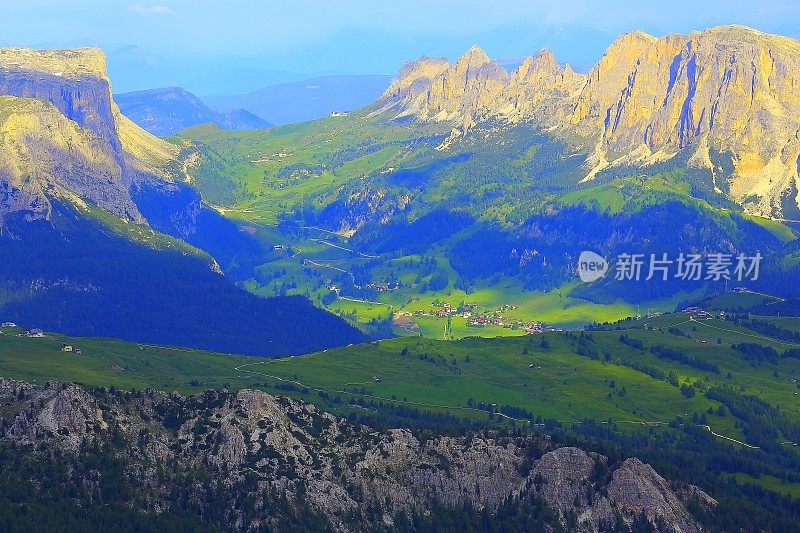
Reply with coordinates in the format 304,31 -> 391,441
574,25 -> 800,215
378,26 -> 800,217
0,47 -> 179,222
378,55 -> 450,109
0,95 -> 138,220
378,46 -> 509,129
500,48 -> 586,126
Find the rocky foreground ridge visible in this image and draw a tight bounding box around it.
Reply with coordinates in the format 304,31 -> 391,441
377,25 -> 800,216
0,378 -> 714,532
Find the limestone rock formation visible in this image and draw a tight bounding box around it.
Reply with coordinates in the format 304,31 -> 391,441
0,378 -> 715,532
527,447 -> 705,532
378,26 -> 800,217
5,380 -> 107,451
499,48 -> 586,125
573,26 -> 800,215
378,46 -> 509,129
376,55 -> 450,113
0,47 -> 179,223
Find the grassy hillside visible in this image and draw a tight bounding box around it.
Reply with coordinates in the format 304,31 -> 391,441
5,304 -> 800,502
178,111 -> 798,333
5,307 -> 800,438
0,325 -> 253,394
181,112 -> 435,217
247,311 -> 800,438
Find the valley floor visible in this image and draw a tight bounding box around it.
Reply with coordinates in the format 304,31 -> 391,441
242,226 -> 699,338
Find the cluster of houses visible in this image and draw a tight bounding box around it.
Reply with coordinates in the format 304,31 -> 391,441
395,301 -> 559,335
430,301 -> 480,317
466,313 -> 509,327
682,306 -> 716,318
466,313 -> 558,334
402,301 -> 475,319
364,282 -> 399,293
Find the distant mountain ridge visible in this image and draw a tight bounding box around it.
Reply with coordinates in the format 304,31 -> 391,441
377,25 -> 800,217
203,74 -> 392,125
103,43 -> 307,94
116,86 -> 271,136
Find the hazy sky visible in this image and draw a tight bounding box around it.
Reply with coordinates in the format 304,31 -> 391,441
2,0 -> 800,76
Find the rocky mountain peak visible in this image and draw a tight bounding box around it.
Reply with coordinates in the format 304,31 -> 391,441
455,44 -> 492,68
515,48 -> 561,79
377,45 -> 509,127
378,55 -> 449,104
376,25 -> 800,217
396,55 -> 449,78
450,44 -> 508,81
415,46 -> 508,126
620,29 -> 657,43
499,48 -> 586,125
601,29 -> 658,58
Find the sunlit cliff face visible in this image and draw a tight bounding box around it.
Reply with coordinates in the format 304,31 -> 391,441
379,26 -> 800,217
0,47 -> 179,222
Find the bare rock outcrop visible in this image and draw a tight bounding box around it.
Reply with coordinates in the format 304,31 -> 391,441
0,47 -> 179,222
5,380 -> 106,450
377,25 -> 800,217
526,447 -> 711,533
608,458 -> 703,533
0,378 -> 715,532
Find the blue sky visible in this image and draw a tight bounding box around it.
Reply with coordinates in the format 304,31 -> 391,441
2,1 -> 799,91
